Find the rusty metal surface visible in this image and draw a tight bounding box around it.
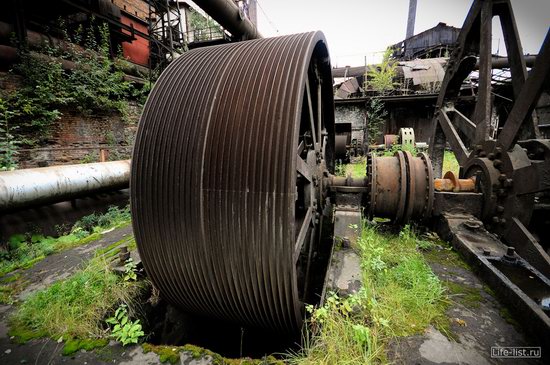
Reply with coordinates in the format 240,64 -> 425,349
428,0 -> 550,280
335,135 -> 348,159
384,134 -> 398,148
435,213 -> 550,352
131,32 -> 334,333
367,151 -> 433,223
432,191 -> 483,217
0,160 -> 130,212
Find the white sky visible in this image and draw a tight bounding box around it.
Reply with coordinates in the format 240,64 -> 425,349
254,0 -> 550,67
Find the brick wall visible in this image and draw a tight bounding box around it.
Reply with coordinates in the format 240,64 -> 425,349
0,72 -> 140,168
113,0 -> 149,21
16,105 -> 139,168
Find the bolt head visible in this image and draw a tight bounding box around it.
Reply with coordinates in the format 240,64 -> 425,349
488,153 -> 495,160
493,160 -> 502,168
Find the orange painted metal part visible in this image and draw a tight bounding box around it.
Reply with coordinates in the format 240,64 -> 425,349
434,171 -> 476,192
121,15 -> 150,67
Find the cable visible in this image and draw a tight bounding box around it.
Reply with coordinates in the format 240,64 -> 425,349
256,0 -> 279,34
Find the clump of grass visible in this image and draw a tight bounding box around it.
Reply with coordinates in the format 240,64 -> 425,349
288,294 -> 382,364
443,150 -> 460,176
9,255 -> 146,341
290,224 -> 447,364
345,158 -> 367,178
382,141 -> 417,157
0,205 -> 131,277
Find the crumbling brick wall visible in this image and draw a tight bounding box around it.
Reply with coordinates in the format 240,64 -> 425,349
0,71 -> 139,168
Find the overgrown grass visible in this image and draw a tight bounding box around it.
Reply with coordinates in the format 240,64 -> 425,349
9,254 -> 146,343
443,150 -> 460,176
290,224 -> 447,364
382,142 -> 417,156
346,158 -> 366,178
0,205 -> 131,277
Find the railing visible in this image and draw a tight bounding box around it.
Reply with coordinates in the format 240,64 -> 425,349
186,26 -> 228,44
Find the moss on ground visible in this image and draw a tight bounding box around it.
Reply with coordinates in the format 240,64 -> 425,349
142,343 -> 285,365
95,236 -> 135,259
62,338 -> 109,355
444,281 -> 483,308
499,308 -> 520,328
422,244 -> 471,271
7,322 -> 48,344
0,274 -> 25,304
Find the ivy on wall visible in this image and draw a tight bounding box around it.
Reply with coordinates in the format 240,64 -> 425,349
0,18 -> 150,169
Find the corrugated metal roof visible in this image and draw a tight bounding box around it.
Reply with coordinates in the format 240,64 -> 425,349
399,57 -> 447,86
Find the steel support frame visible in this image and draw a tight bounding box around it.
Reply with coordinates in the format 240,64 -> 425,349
434,213 -> 550,352
147,0 -> 185,77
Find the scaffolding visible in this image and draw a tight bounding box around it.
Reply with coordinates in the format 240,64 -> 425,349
147,0 -> 186,78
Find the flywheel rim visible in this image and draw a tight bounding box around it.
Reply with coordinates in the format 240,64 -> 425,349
131,32 -> 334,333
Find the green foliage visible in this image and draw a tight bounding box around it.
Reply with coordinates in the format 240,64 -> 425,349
123,258 -> 138,282
290,293 -> 381,364
365,48 -> 398,94
10,255 -> 145,341
443,150 -> 460,176
188,9 -> 223,41
334,162 -> 346,176
0,98 -> 21,170
366,97 -> 387,145
3,18 -> 146,150
344,158 -> 366,178
0,205 -> 131,277
382,139 -> 417,156
106,303 -> 144,346
290,223 -> 448,364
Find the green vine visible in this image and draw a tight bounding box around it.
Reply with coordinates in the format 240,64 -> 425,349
366,97 -> 387,146
0,98 -> 20,170
2,17 -> 148,149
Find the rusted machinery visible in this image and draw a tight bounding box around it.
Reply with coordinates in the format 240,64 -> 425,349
131,0 -> 550,348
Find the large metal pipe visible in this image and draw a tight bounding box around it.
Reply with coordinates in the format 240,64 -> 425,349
331,55 -> 538,78
192,0 -> 261,40
0,160 -> 130,212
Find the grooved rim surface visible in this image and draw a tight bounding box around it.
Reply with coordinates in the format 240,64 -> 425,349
130,32 -> 333,333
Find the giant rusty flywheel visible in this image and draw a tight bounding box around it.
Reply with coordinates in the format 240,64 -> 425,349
131,32 -> 335,333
